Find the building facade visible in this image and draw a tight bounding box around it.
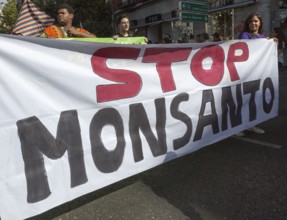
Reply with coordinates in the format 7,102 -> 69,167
110,0 -> 287,42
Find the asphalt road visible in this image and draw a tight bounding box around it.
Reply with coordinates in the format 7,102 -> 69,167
27,71 -> 287,220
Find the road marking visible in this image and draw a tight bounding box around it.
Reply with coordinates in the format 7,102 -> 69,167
231,136 -> 282,149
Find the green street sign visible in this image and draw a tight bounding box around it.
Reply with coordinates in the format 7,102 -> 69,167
179,1 -> 208,13
179,12 -> 208,23
189,0 -> 208,3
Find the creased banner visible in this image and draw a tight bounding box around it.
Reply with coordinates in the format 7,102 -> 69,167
0,35 -> 278,220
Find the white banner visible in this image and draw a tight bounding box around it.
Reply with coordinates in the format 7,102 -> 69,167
0,35 -> 278,220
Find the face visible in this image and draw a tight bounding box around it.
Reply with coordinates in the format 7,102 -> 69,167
248,15 -> 261,33
119,17 -> 130,34
57,8 -> 73,26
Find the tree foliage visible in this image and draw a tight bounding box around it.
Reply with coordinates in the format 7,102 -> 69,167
37,0 -> 112,37
0,0 -> 18,33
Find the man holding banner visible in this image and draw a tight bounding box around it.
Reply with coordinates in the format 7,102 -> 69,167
41,4 -> 96,38
113,14 -> 148,43
113,14 -> 133,39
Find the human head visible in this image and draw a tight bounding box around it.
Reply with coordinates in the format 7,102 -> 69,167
271,27 -> 284,43
213,32 -> 219,38
243,13 -> 263,34
272,27 -> 280,37
196,34 -> 202,42
212,32 -> 221,41
202,32 -> 209,41
162,33 -> 171,43
117,14 -> 130,36
57,4 -> 74,26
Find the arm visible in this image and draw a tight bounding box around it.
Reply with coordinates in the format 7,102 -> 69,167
67,27 -> 96,38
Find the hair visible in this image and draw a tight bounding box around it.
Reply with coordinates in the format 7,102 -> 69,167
202,32 -> 209,40
243,13 -> 263,34
273,27 -> 280,35
117,14 -> 129,25
273,27 -> 286,49
162,33 -> 172,43
57,4 -> 74,15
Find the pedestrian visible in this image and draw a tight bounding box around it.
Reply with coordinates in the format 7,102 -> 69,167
162,33 -> 172,44
201,32 -> 210,42
177,38 -> 183,43
212,32 -> 222,42
237,12 -> 276,136
195,34 -> 203,43
281,18 -> 287,67
40,4 -> 96,38
271,27 -> 286,69
113,14 -> 132,39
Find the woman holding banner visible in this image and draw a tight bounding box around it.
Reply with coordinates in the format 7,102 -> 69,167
237,13 -> 268,136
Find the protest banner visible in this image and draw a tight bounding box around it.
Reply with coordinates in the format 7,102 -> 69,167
0,35 -> 278,220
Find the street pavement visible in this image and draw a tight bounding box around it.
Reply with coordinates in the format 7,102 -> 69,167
28,70 -> 287,220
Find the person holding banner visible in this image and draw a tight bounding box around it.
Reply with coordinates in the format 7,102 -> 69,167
113,14 -> 148,43
237,12 -> 273,136
41,4 -> 96,38
113,15 -> 132,39
238,13 -> 266,40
